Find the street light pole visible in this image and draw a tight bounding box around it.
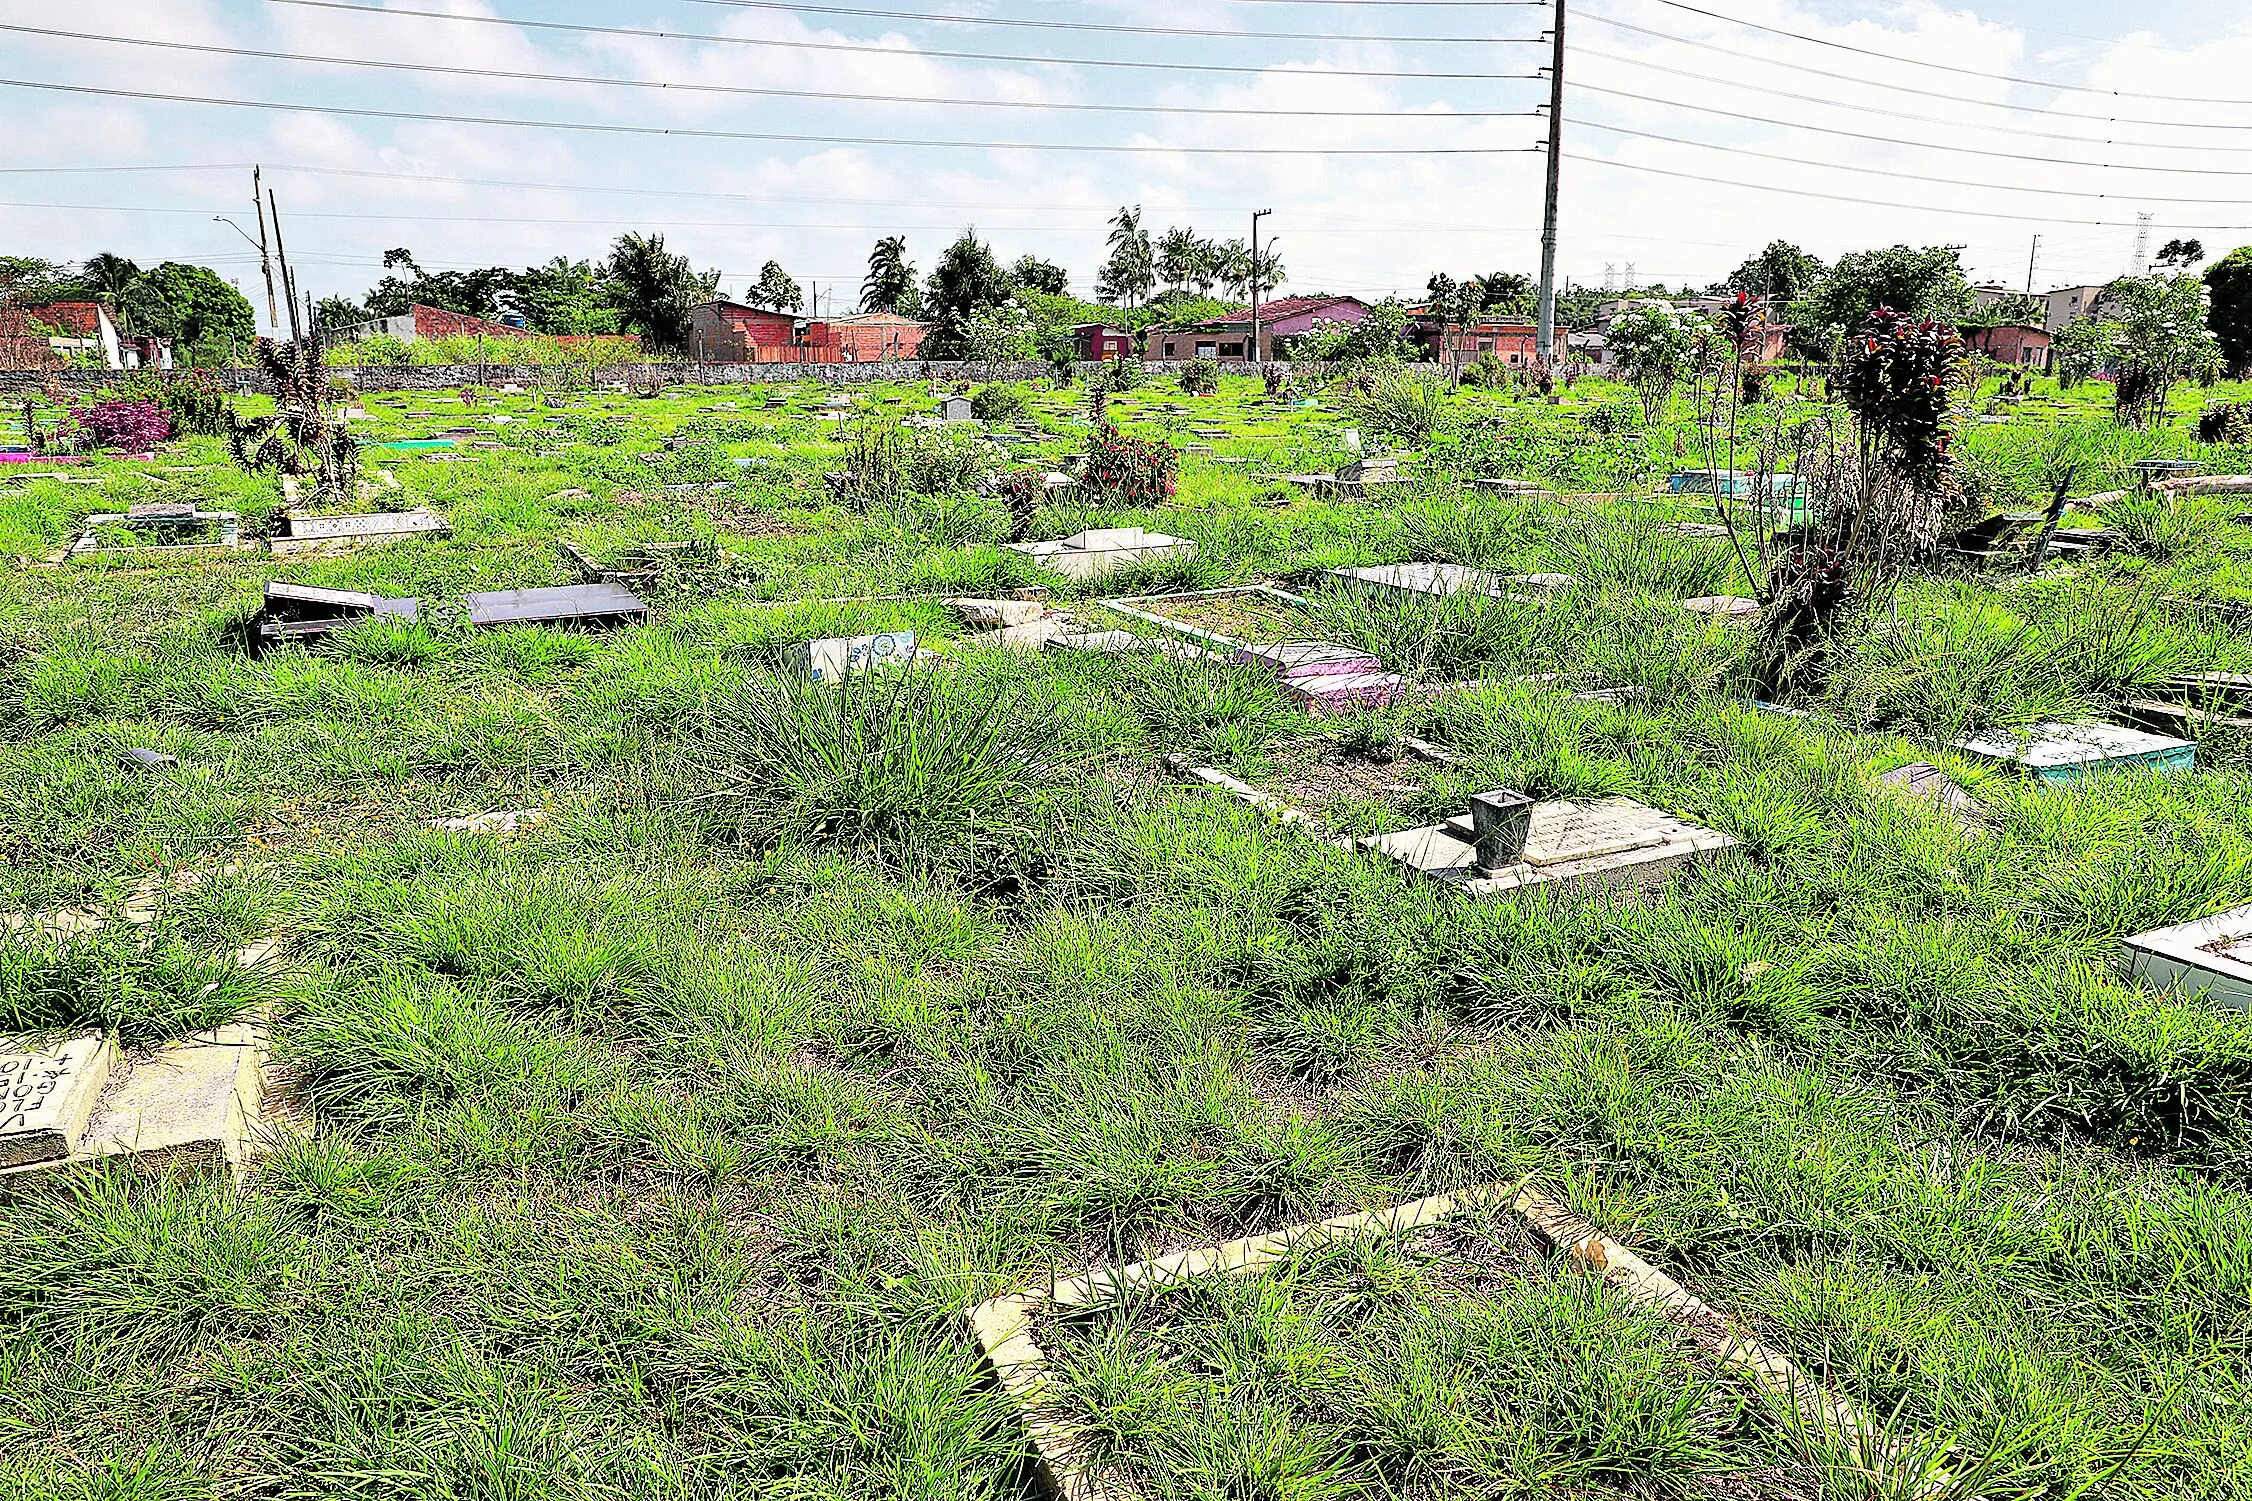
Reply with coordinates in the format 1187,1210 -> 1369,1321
1250,208 -> 1273,365
1536,0 -> 1566,370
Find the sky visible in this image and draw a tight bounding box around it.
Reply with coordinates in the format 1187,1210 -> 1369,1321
3,0 -> 2250,334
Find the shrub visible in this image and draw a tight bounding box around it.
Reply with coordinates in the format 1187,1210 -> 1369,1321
1179,359 -> 1220,397
689,665 -> 1068,874
1093,358 -> 1143,394
2198,400 -> 2252,445
65,399 -> 169,452
1343,363 -> 1449,445
970,383 -> 1026,422
1079,424 -> 1176,508
154,371 -> 229,437
996,469 -> 1049,542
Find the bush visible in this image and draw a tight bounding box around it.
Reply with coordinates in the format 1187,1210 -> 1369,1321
1093,358 -> 1143,394
1079,425 -> 1177,508
1343,364 -> 1449,445
689,666 -> 1068,874
970,383 -> 1026,422
65,399 -> 169,453
1179,359 -> 1220,397
2198,400 -> 2252,445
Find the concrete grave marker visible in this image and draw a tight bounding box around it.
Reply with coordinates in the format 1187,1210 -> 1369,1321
1004,527 -> 1196,581
1953,721 -> 2195,782
271,508 -> 449,555
1364,796 -> 1735,898
467,582 -> 649,630
2124,905 -> 2252,1012
0,1036 -> 116,1168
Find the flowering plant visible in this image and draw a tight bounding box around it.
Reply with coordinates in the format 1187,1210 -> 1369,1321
66,399 -> 170,453
1080,424 -> 1176,508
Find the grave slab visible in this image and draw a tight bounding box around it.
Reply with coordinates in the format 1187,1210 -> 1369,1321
272,508 -> 449,555
1875,762 -> 1983,830
1681,595 -> 1763,622
1003,528 -> 1196,581
466,582 -> 649,630
1952,721 -> 2195,781
1287,670 -> 1409,713
76,1024 -> 264,1178
1328,561 -> 1506,599
1363,797 -> 1736,898
2124,905 -> 2252,1012
1234,640 -> 1384,683
0,1036 -> 116,1168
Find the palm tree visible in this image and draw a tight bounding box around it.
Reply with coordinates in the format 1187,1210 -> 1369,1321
1097,205 -> 1154,308
602,231 -> 713,352
1155,228 -> 1203,295
861,236 -> 918,316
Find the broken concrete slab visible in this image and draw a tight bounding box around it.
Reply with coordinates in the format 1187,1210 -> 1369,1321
1681,595 -> 1763,622
1287,670 -> 1410,714
1363,797 -> 1736,898
0,1035 -> 116,1169
256,581 -> 419,647
1953,721 -> 2195,782
430,809 -> 546,836
1234,640 -> 1385,684
1328,561 -> 1507,600
2124,905 -> 2252,1012
948,597 -> 1049,629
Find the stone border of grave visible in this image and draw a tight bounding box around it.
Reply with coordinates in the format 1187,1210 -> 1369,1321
1101,584 -> 1311,653
66,510 -> 243,559
2123,904 -> 2252,1012
965,1178 -> 1919,1501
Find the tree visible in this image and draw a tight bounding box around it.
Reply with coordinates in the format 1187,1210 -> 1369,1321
602,232 -> 717,352
861,236 -> 920,316
118,263 -> 256,363
921,228 -> 1014,358
513,257 -> 619,335
314,295 -> 370,331
1155,228 -> 1213,295
0,256 -> 80,308
1097,205 -> 1154,307
752,260 -> 804,313
1607,299 -> 1704,421
1973,291 -> 2046,328
78,253 -> 142,309
2205,246 -> 2252,376
1796,245 -> 1971,345
2093,274 -> 2222,426
1009,254 -> 1069,297
1724,240 -> 1825,303
1472,271 -> 1536,318
2156,238 -> 2205,271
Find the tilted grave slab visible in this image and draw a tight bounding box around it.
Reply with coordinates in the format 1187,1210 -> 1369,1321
466,581 -> 649,631
255,581 -> 419,646
1952,720 -> 2195,782
0,1036 -> 116,1169
2124,905 -> 2252,1012
1364,796 -> 1736,898
1003,527 -> 1196,581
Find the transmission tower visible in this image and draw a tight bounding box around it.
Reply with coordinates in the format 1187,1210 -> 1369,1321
2130,213 -> 2155,276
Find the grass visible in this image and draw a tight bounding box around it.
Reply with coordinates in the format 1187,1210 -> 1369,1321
3,369 -> 2252,1497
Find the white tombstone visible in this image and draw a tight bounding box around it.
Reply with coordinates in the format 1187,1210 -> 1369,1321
787,630 -> 918,682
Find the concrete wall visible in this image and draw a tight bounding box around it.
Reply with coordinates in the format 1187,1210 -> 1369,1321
2,358 -> 1367,396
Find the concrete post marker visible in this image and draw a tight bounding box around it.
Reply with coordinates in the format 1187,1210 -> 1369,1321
0,1035 -> 116,1169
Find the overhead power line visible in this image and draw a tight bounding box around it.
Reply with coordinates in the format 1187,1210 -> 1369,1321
1571,44 -> 2252,146
1,23 -> 1543,117
670,0 -> 1537,43
256,0 -> 1533,82
1635,0 -> 2252,105
1575,12 -> 2251,127
0,76 -> 1541,154
1566,150 -> 2252,230
1566,116 -> 2252,205
1566,80 -> 2252,175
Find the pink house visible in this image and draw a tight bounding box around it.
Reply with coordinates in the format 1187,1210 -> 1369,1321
1143,295 -> 1370,362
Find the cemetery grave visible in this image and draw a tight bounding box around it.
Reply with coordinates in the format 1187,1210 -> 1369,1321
4,367 -> 2252,1496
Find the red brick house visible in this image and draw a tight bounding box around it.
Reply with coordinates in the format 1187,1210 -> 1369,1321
810,312 -> 926,362
1073,323 -> 1136,361
332,304 -> 640,354
1143,295 -> 1371,362
1415,318 -> 1541,367
688,303 -> 927,363
1961,324 -> 2052,370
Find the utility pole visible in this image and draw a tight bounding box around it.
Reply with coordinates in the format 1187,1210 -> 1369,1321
1250,208 -> 1273,364
2024,234 -> 2041,295
252,167 -> 279,331
268,187 -> 301,344
1536,0 -> 1566,368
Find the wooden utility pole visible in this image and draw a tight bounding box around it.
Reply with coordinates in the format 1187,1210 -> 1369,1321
252,166 -> 279,331
268,187 -> 301,344
1536,0 -> 1566,369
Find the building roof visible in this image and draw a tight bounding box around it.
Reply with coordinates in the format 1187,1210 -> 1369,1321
826,311 -> 926,327
21,301 -> 105,336
702,300 -> 802,320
